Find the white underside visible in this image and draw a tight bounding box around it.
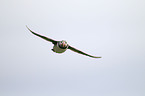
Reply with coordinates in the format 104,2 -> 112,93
53,44 -> 67,53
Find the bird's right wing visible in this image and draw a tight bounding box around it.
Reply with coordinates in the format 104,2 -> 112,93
26,26 -> 57,44
68,45 -> 101,58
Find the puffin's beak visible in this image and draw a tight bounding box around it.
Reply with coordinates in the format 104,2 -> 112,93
62,42 -> 65,47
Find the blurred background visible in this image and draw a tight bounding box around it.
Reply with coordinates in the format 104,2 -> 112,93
0,0 -> 145,96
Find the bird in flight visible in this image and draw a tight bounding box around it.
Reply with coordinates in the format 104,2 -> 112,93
26,26 -> 101,58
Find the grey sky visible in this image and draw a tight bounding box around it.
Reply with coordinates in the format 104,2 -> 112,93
0,0 -> 145,96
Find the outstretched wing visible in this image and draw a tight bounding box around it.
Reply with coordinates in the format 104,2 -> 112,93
26,26 -> 57,44
68,45 -> 101,58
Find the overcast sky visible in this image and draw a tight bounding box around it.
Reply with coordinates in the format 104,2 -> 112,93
0,0 -> 145,96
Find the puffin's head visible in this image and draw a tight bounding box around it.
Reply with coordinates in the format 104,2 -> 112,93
58,40 -> 68,49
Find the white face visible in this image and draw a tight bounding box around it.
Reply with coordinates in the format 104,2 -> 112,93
59,40 -> 68,49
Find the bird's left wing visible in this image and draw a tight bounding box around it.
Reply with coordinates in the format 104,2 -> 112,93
26,26 -> 57,44
68,45 -> 101,58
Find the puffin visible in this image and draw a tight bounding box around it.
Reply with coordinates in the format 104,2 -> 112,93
26,26 -> 101,58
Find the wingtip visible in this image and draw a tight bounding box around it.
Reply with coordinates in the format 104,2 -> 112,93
26,25 -> 29,29
26,25 -> 30,30
94,56 -> 102,58
26,25 -> 33,33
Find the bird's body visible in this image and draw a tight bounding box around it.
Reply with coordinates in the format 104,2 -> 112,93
26,26 -> 101,58
52,42 -> 67,53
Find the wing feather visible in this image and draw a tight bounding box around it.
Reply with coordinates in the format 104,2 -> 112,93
68,45 -> 101,58
26,26 -> 57,44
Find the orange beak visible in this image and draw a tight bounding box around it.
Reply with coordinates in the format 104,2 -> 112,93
62,41 -> 65,47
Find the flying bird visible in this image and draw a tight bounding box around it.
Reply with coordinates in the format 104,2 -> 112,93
26,26 -> 101,58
